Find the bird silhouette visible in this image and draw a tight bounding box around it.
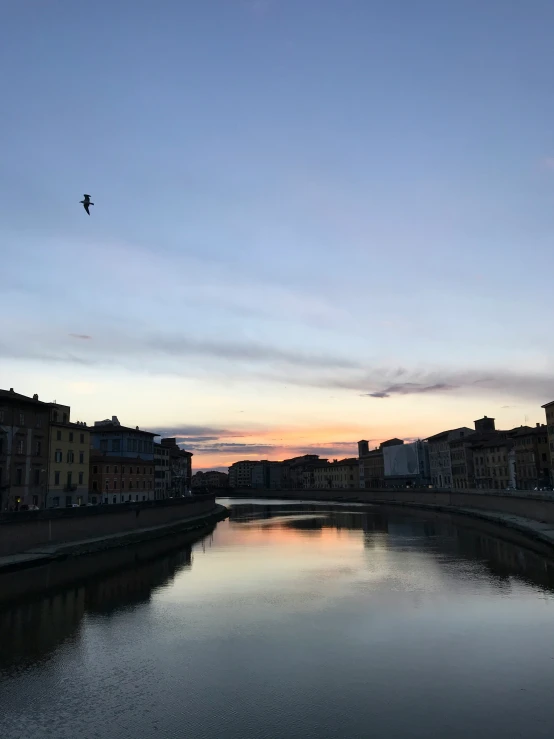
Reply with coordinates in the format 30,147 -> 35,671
80,194 -> 94,215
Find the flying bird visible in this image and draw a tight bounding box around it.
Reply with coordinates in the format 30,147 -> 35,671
80,194 -> 94,215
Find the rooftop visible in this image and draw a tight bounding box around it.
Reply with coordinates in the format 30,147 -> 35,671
0,388 -> 49,406
91,422 -> 157,437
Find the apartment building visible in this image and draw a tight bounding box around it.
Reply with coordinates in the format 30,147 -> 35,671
313,458 -> 359,489
0,389 -> 50,510
47,403 -> 90,507
90,455 -> 155,504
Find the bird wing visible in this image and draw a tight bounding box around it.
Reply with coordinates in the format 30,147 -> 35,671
84,203 -> 90,215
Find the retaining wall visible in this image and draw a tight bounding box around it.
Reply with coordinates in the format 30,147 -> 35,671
0,495 -> 217,556
229,488 -> 554,524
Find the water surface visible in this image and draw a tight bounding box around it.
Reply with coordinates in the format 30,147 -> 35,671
2,498 -> 554,738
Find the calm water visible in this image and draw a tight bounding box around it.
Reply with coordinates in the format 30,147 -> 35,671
2,499 -> 554,739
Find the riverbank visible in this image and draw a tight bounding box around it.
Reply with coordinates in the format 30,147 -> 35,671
0,503 -> 228,574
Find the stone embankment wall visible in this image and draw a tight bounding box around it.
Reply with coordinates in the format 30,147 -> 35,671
229,488 -> 554,524
0,496 -> 217,556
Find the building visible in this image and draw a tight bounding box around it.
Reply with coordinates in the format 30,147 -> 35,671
89,455 -> 155,504
160,438 -> 193,496
229,460 -> 256,488
154,442 -> 170,500
472,424 -> 550,491
192,470 -> 229,490
450,416 -> 508,490
0,389 -> 50,510
313,458 -> 359,489
425,427 -> 473,489
542,401 -> 554,484
358,438 -> 403,489
91,416 -> 156,460
510,425 -> 550,490
283,455 -> 327,489
383,440 -> 430,487
47,403 -> 90,508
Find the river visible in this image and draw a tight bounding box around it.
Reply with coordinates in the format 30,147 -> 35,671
2,498 -> 554,738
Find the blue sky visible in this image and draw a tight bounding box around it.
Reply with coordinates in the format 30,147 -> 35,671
2,0 -> 554,469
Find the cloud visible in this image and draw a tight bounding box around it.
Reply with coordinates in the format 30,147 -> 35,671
364,382 -> 457,399
69,333 -> 91,340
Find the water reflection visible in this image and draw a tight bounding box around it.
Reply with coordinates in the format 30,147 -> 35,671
0,526 -> 210,671
3,500 -> 554,739
226,499 -> 554,593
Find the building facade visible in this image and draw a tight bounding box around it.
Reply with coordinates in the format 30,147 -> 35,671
542,401 -> 554,484
47,403 -> 90,508
383,440 -> 430,487
160,438 -> 193,496
229,460 -> 256,488
425,427 -> 473,489
192,470 -> 229,489
358,438 -> 403,489
91,416 -> 156,460
89,455 -> 155,504
313,458 -> 359,489
154,442 -> 170,500
0,389 -> 50,510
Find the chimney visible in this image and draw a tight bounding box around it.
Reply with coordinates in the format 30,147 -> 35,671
537,423 -> 540,428
9,388 -> 14,393
33,394 -> 38,400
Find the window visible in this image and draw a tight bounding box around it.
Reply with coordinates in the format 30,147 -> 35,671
105,479 -> 110,491
34,469 -> 40,485
122,466 -> 126,474
67,451 -> 74,463
114,465 -> 118,473
80,433 -> 85,444
121,480 -> 125,490
100,440 -> 108,451
142,481 -> 146,489
93,465 -> 98,474
113,480 -> 118,489
56,429 -> 62,441
16,468 -> 23,485
79,452 -> 84,464
54,471 -> 60,485
35,416 -> 42,429
106,466 -> 110,473
112,497 -> 116,505
135,494 -> 139,502
542,453 -> 547,462
69,432 -> 74,442
67,472 -> 72,487
17,438 -> 24,454
53,496 -> 60,507
130,481 -> 133,489
143,467 -> 146,474
54,450 -> 61,463
35,440 -> 42,456
0,410 -> 3,422
78,472 -> 84,485
143,495 -> 146,501
112,440 -> 120,452
129,466 -> 133,474
92,481 -> 98,491
19,412 -> 25,425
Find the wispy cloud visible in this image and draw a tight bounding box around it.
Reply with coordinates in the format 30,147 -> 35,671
364,382 -> 456,399
69,333 -> 92,340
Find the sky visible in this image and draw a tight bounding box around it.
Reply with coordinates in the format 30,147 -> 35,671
2,0 -> 554,471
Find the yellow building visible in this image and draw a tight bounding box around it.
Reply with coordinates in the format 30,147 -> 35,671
47,404 -> 91,507
313,458 -> 359,489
